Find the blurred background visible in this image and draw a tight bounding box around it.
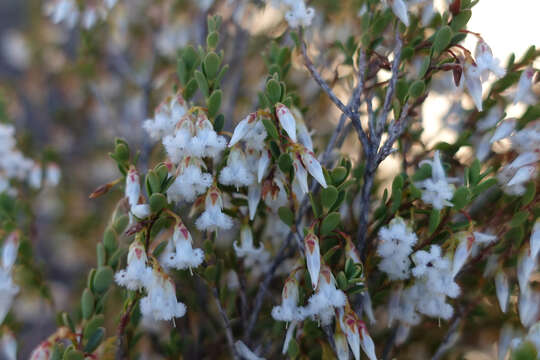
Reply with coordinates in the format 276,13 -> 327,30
0,0 -> 538,358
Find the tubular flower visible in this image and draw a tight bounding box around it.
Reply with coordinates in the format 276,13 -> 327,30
387,0 -> 409,26
276,103 -> 298,142
377,217 -> 417,280
143,93 -> 187,141
195,186 -> 233,231
125,166 -> 141,208
140,268 -> 187,322
161,220 -> 204,271
115,241 -> 151,291
298,147 -> 328,188
303,266 -> 346,326
219,147 -> 256,188
514,67 -> 536,104
415,151 -> 454,210
304,228 -> 321,289
271,276 -> 303,322
0,232 -> 19,325
167,157 -> 212,203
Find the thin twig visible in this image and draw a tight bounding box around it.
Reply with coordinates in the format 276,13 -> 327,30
211,287 -> 239,360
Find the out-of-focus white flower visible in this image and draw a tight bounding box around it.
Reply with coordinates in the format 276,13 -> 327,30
45,163 -> 61,187
262,172 -> 288,212
490,118 -> 516,144
161,220 -> 204,271
248,184 -> 261,220
519,285 -> 540,327
140,269 -> 186,321
475,40 -> 506,81
44,0 -> 79,28
377,217 -> 417,280
335,328 -> 350,360
195,187 -> 234,231
477,106 -> 503,132
359,325 -> 377,360
514,67 -> 537,104
304,229 -> 321,289
498,324 -> 519,360
294,110 -> 313,151
219,147 -> 256,188
0,330 -> 16,360
234,225 -> 263,258
292,155 -> 309,195
115,241 -> 151,291
415,151 -> 455,210
144,93 -> 187,141
497,151 -> 538,196
386,0 -> 409,26
1,30 -> 30,70
270,0 -> 315,28
511,121 -> 540,154
517,249 -> 536,293
131,204 -> 151,219
234,340 -> 265,360
167,157 -> 212,203
495,270 -> 510,313
531,220 -> 540,259
257,150 -> 271,183
0,232 -> 19,326
463,61 -> 484,111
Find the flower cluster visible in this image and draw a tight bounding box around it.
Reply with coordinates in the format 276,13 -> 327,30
44,0 -> 118,29
269,0 -> 315,28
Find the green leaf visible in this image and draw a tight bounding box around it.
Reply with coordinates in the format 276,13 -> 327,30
63,349 -> 84,360
419,56 -> 431,78
278,153 -> 293,173
452,186 -> 470,211
331,166 -> 348,185
84,315 -> 105,341
521,182 -> 536,206
194,70 -> 209,97
96,242 -> 106,267
321,212 -> 341,236
336,271 -> 348,290
183,78 -> 199,100
432,26 -> 453,55
412,163 -> 432,181
62,312 -> 75,332
450,10 -> 472,31
278,207 -> 294,227
409,80 -> 426,98
428,209 -> 441,235
114,143 -> 129,163
511,341 -> 538,360
81,288 -> 95,320
287,338 -> 299,359
266,79 -> 282,105
93,266 -> 113,294
84,327 -> 105,353
50,343 -> 65,360
396,79 -> 409,103
309,193 -> 321,218
113,214 -> 129,234
321,186 -> 339,209
262,118 -> 279,140
206,31 -> 219,50
204,52 -> 220,80
214,114 -> 225,132
207,90 -> 222,118
469,159 -> 481,185
150,193 -> 167,213
146,170 -> 161,195
182,45 -> 200,72
510,211 -> 528,228
204,265 -> 218,283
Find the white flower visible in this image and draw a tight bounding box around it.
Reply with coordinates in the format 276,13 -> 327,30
475,40 -> 506,80
115,241 -> 151,291
294,111 -> 313,151
44,0 -> 79,28
45,163 -> 61,186
219,147 -> 256,188
299,147 -> 328,188
514,67 -> 536,104
248,184 -> 261,220
189,113 -> 227,158
29,340 -> 54,360
304,230 -> 321,289
273,0 -> 315,28
531,220 -> 540,259
144,93 -> 187,141
167,158 -> 212,203
234,225 -> 263,258
229,113 -> 253,147
140,269 -> 186,321
415,151 -> 455,210
28,164 -> 42,189
0,233 -> 19,325
464,62 -> 484,111
335,330 -> 350,360
234,340 -> 265,360
262,172 -> 288,212
161,220 -> 204,271
511,121 -> 540,154
359,326 -> 377,360
339,307 -> 361,360
229,113 -> 267,151
497,152 -> 538,195
377,217 -> 417,280
517,249 -> 536,293
387,0 -> 409,26
303,266 -> 346,325
272,277 -> 303,322
276,103 -> 298,142
257,150 -> 271,183
0,330 -> 16,360
495,270 -> 509,313
519,285 -> 540,327
292,155 -> 309,195
452,235 -> 471,277
125,167 -> 141,208
477,106 -> 503,132
195,187 -> 234,231
131,204 -> 151,219
162,118 -> 195,163
490,118 -> 516,143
